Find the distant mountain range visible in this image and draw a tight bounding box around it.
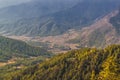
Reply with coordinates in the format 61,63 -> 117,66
0,0 -> 119,51
0,0 -> 120,36
0,0 -> 80,21
9,9 -> 119,52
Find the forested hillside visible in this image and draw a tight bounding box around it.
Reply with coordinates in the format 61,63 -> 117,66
0,36 -> 52,62
3,45 -> 120,80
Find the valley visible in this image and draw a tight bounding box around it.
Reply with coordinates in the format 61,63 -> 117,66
4,10 -> 120,53
0,0 -> 120,80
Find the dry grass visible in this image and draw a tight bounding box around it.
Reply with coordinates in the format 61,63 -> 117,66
0,59 -> 15,67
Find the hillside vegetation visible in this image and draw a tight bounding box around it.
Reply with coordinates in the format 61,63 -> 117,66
3,45 -> 120,80
0,36 -> 52,62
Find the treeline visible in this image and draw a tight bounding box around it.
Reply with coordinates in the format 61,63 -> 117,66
3,45 -> 120,80
0,36 -> 52,62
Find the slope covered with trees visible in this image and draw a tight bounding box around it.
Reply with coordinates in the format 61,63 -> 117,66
3,45 -> 120,80
0,36 -> 52,62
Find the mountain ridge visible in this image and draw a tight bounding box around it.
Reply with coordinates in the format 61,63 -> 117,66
68,10 -> 120,48
6,10 -> 120,53
0,0 -> 120,36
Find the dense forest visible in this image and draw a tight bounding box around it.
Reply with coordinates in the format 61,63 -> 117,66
0,36 -> 52,62
2,45 -> 120,80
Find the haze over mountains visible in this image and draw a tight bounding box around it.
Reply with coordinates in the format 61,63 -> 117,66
0,0 -> 120,36
0,0 -> 119,52
0,0 -> 32,8
29,10 -> 120,52
0,0 -> 120,80
0,0 -> 80,20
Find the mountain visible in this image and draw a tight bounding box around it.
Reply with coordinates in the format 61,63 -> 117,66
13,10 -> 120,53
0,0 -> 80,21
67,10 -> 120,48
110,9 -> 120,34
3,45 -> 120,80
0,0 -> 120,36
0,36 -> 52,62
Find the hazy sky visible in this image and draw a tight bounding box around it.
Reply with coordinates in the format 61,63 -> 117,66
0,0 -> 82,9
0,0 -> 32,8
